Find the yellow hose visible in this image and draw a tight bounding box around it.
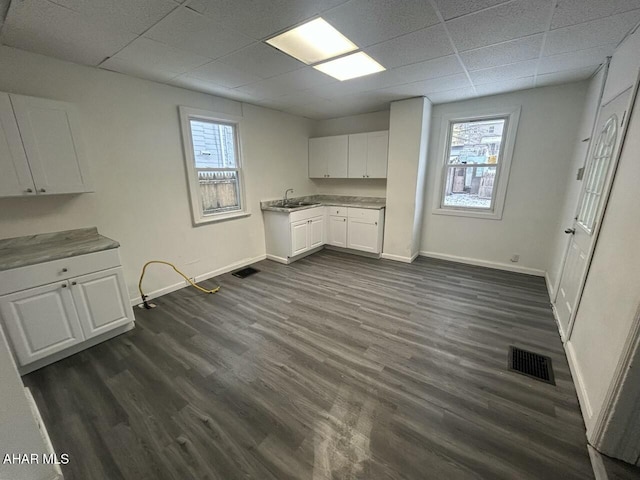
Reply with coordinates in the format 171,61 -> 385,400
138,260 -> 220,303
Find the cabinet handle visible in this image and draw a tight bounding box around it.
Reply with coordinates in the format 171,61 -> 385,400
39,188 -> 46,193
61,283 -> 67,288
62,268 -> 68,272
375,221 -> 378,225
25,188 -> 33,193
343,218 -> 346,222
72,281 -> 77,286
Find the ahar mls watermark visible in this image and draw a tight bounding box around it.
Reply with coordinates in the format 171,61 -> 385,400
2,453 -> 69,465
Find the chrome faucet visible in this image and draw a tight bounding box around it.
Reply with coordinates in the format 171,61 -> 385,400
284,188 -> 294,205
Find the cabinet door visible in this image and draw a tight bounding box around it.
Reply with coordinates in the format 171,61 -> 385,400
328,216 -> 347,247
366,131 -> 389,178
309,215 -> 325,249
309,137 -> 328,178
70,267 -> 132,340
348,133 -> 367,178
0,281 -> 84,366
290,219 -> 309,256
347,218 -> 380,253
10,94 -> 92,195
0,93 -> 35,197
326,135 -> 348,178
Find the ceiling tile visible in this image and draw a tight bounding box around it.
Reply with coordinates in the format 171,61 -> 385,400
551,0 -> 640,29
469,59 -> 538,85
460,34 -> 544,71
235,68 -> 337,100
144,7 -> 254,60
44,0 -> 178,35
447,0 -> 552,51
0,0 -> 136,65
433,0 -> 511,21
364,24 -> 454,69
474,76 -> 535,95
104,37 -> 210,76
544,12 -> 640,56
218,43 -> 303,79
170,74 -> 241,97
538,44 -> 614,74
426,87 -> 477,104
536,66 -> 597,87
323,0 -> 440,47
392,55 -> 464,83
188,61 -> 263,88
100,58 -> 178,83
186,0 -> 348,40
379,73 -> 473,96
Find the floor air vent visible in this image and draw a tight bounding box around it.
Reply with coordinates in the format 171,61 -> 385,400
508,346 -> 555,385
232,267 -> 260,279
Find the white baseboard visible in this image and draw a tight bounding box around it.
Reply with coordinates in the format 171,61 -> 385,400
587,445 -> 609,480
266,254 -> 289,264
418,250 -> 545,276
566,340 -> 594,420
130,254 -> 266,305
381,251 -> 418,263
545,271 -> 556,301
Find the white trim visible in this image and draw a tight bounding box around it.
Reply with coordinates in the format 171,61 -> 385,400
418,250 -> 545,276
266,254 -> 289,264
381,251 -> 419,263
587,445 -> 609,480
565,340 -> 594,421
432,106 -> 521,220
130,254 -> 266,305
178,106 -> 248,226
545,271 -> 556,300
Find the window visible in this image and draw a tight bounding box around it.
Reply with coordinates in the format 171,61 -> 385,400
433,107 -> 520,220
179,107 -> 248,224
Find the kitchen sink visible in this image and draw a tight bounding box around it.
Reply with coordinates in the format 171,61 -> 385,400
272,201 -> 320,208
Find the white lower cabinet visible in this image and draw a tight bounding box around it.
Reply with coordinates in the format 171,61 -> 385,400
328,215 -> 348,247
0,249 -> 135,372
291,219 -> 310,256
0,282 -> 85,365
347,208 -> 385,254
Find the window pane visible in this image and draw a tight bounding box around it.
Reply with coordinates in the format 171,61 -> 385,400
448,118 -> 505,165
443,165 -> 496,209
190,120 -> 237,168
198,170 -> 241,215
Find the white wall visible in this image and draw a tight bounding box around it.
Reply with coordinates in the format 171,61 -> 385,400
310,110 -> 389,198
546,67 -> 606,294
0,46 -> 316,300
420,83 -> 588,275
564,26 -> 640,438
383,97 -> 431,261
0,327 -> 60,480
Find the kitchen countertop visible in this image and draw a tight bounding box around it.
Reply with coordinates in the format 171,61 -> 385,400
0,227 -> 120,272
261,195 -> 386,213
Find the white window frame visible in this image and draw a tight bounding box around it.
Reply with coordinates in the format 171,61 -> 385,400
179,106 -> 249,225
432,106 -> 521,220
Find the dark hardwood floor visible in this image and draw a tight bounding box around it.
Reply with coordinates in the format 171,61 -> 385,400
24,250 -> 595,480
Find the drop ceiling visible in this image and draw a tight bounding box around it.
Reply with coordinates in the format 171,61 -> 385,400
1,0 -> 639,119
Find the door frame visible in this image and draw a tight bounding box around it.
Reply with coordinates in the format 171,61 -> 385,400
559,67 -> 640,341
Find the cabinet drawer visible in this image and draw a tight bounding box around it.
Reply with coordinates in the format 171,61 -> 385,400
0,249 -> 122,296
289,206 -> 325,223
327,206 -> 347,217
347,207 -> 381,222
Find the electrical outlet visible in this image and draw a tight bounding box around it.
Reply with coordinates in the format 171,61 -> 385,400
510,254 -> 520,263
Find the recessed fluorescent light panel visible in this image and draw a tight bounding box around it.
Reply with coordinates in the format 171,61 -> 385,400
313,52 -> 385,81
266,18 -> 358,65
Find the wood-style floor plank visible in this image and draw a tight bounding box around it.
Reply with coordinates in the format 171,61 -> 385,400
24,250 -> 595,479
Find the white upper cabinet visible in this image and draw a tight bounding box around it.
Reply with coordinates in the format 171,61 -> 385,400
0,93 -> 35,196
0,92 -> 92,197
309,135 -> 348,178
310,131 -> 388,180
347,131 -> 389,179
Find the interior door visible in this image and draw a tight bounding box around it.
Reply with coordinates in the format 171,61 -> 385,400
10,94 -> 91,194
70,267 -> 131,340
0,93 -> 35,196
555,89 -> 632,337
0,281 -> 84,365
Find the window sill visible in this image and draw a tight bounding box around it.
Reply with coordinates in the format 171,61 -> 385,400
194,211 -> 250,225
432,207 -> 502,220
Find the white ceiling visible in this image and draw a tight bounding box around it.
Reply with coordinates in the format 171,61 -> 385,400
1,0 -> 639,119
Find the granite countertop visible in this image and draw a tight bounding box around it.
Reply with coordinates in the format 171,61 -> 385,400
0,227 -> 120,272
261,195 -> 386,212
